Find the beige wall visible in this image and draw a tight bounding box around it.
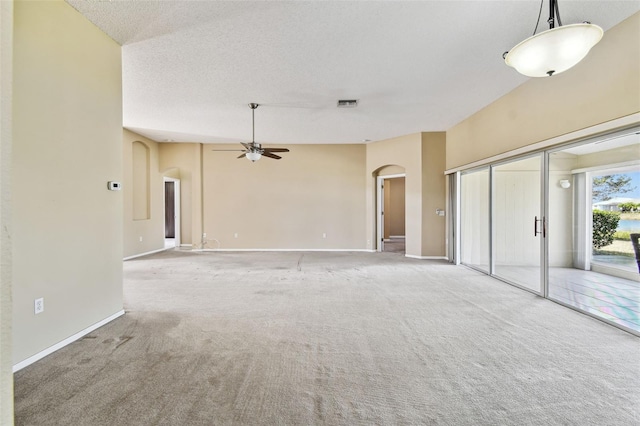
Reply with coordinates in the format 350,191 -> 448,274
159,143 -> 202,246
366,132 -> 446,257
447,12 -> 640,170
0,0 -> 13,422
123,129 -> 165,258
378,165 -> 405,176
421,132 -> 447,257
12,0 -> 123,364
202,144 -> 367,249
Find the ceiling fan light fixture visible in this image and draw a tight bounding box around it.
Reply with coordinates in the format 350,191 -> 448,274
246,151 -> 262,162
504,0 -> 603,77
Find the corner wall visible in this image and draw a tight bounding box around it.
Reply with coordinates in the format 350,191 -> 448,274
12,0 -> 123,365
366,132 -> 446,258
447,12 -> 640,170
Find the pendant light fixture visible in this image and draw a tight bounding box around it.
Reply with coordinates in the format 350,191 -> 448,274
504,0 -> 603,77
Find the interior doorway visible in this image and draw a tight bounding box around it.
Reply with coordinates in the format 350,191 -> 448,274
377,173 -> 406,254
163,177 -> 181,249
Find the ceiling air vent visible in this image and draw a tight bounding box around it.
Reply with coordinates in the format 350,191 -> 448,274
337,99 -> 359,108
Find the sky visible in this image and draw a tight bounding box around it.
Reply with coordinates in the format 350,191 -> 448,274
618,171 -> 640,199
593,171 -> 640,200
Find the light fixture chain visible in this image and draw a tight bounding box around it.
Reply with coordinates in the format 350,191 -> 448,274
554,0 -> 563,26
532,0 -> 543,35
546,0 -> 563,30
547,0 -> 555,29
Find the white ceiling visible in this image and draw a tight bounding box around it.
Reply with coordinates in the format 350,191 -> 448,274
66,0 -> 640,145
559,130 -> 640,156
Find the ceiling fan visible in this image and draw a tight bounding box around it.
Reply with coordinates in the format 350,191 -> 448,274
213,103 -> 289,162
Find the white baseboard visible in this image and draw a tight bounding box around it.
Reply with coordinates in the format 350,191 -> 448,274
405,255 -> 448,260
199,248 -> 374,253
180,244 -> 192,247
13,310 -> 125,372
123,246 -> 173,261
389,235 -> 406,239
591,263 -> 640,282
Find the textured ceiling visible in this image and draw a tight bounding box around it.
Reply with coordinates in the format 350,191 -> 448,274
66,1 -> 640,145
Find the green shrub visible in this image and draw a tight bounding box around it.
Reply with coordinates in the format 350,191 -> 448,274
618,202 -> 640,212
613,231 -> 631,241
593,210 -> 620,249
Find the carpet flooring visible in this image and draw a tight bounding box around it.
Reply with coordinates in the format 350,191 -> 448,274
14,250 -> 640,425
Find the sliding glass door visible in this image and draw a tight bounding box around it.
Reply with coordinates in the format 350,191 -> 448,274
453,127 -> 640,335
492,155 -> 543,293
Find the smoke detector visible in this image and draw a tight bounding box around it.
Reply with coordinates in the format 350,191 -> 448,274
337,99 -> 359,108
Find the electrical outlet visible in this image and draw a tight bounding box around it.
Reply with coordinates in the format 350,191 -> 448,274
234,233 -> 238,238
34,298 -> 44,314
139,236 -> 143,242
202,233 -> 207,238
322,233 -> 327,239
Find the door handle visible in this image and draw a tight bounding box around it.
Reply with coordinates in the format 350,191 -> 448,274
534,216 -> 546,238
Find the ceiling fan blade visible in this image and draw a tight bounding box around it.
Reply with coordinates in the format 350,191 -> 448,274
262,148 -> 289,153
211,149 -> 244,151
237,153 -> 247,159
261,151 -> 282,160
240,142 -> 251,150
